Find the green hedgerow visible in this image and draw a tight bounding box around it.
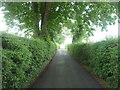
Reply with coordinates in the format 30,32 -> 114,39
67,37 -> 119,88
2,32 -> 57,88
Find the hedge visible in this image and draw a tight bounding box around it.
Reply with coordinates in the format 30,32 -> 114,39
67,37 -> 119,88
2,32 -> 57,88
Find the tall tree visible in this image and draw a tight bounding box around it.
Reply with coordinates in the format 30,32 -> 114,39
1,2 -> 118,42
64,2 -> 118,42
1,2 -> 70,40
32,2 -> 40,38
40,2 -> 52,39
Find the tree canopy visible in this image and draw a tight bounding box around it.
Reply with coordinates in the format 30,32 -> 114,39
1,2 -> 118,43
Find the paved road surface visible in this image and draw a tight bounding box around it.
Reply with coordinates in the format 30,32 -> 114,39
31,49 -> 101,88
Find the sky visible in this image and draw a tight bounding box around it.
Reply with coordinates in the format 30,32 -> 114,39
0,8 -> 118,48
88,23 -> 118,42
0,8 -> 25,37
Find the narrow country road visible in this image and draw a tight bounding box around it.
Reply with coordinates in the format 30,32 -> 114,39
30,49 -> 101,88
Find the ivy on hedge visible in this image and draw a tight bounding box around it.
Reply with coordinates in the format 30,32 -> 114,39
67,37 -> 119,88
2,33 -> 57,88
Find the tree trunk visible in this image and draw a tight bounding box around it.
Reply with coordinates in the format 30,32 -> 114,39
32,2 -> 40,38
40,2 -> 52,39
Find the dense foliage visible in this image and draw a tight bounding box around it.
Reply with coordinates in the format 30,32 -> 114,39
67,37 -> 119,88
2,32 -> 57,88
1,2 -> 118,41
